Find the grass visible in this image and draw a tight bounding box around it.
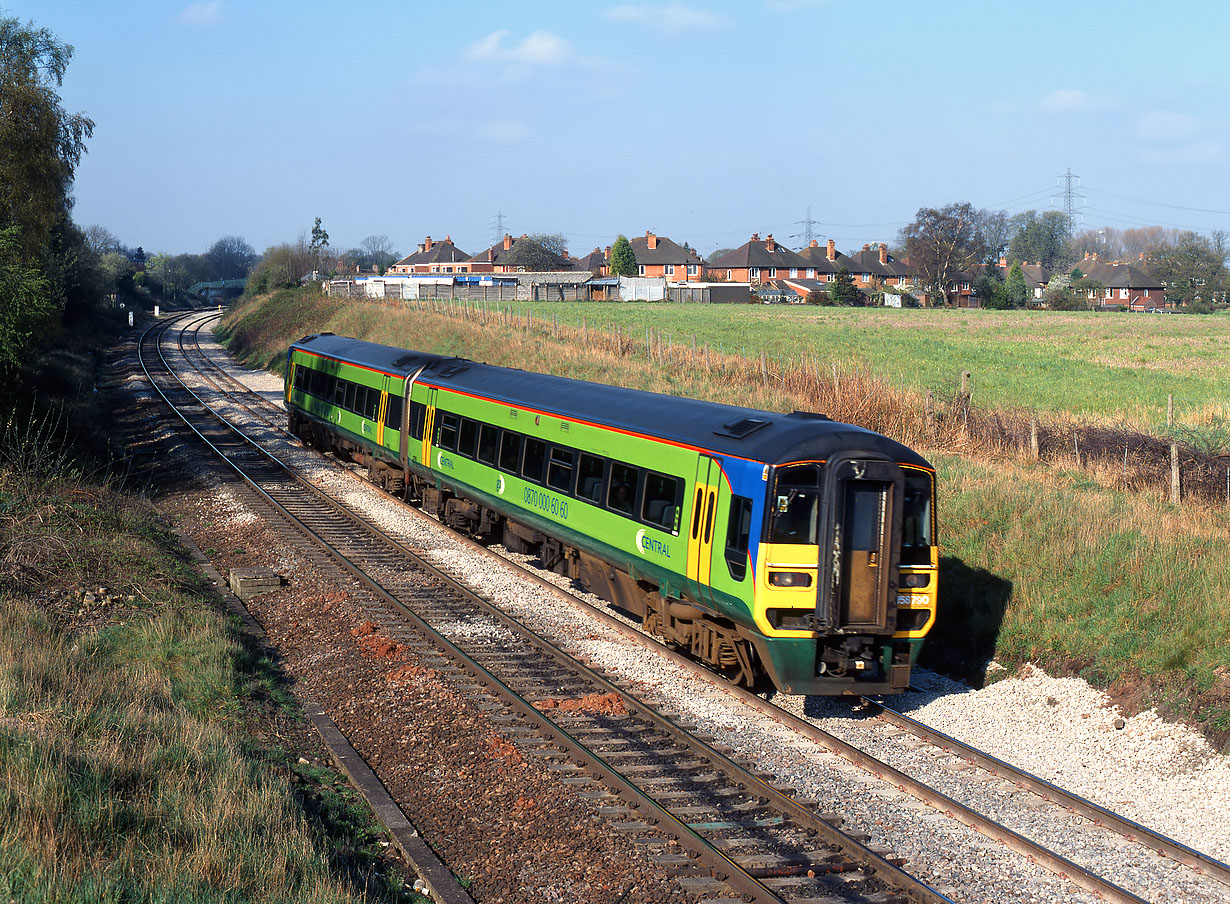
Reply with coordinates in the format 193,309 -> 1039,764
220,288 -> 1230,749
1,342 -> 427,901
473,301 -> 1230,429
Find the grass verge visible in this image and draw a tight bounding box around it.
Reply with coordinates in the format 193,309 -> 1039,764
219,289 -> 1230,750
1,337 -> 427,901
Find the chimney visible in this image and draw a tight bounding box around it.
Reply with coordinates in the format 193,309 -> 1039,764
1139,251 -> 1145,262
827,238 -> 836,261
766,234 -> 776,252
424,235 -> 433,251
502,233 -> 512,251
1083,251 -> 1090,261
603,245 -> 610,257
879,243 -> 888,265
810,239 -> 819,248
488,247 -> 494,262
646,230 -> 657,250
999,255 -> 1007,268
751,232 -> 760,242
444,234 -> 451,244
863,243 -> 870,252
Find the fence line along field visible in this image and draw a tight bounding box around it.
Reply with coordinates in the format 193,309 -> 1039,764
219,288 -> 1230,751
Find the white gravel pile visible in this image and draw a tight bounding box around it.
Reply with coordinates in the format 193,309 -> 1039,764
181,324 -> 1230,904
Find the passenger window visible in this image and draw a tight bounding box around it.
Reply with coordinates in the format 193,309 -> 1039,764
769,464 -> 823,544
409,402 -> 426,440
309,369 -> 326,397
334,380 -> 347,406
577,454 -> 605,503
344,382 -> 359,413
522,438 -> 548,483
385,394 -> 403,429
546,447 -> 575,492
477,424 -> 499,465
607,463 -> 638,515
498,431 -> 521,473
642,472 -> 679,532
457,419 -> 478,458
724,496 -> 753,581
367,389 -> 381,421
437,412 -> 459,450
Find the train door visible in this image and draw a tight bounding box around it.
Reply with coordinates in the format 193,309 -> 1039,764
422,386 -> 438,468
376,375 -> 390,447
686,455 -> 722,606
819,457 -> 904,633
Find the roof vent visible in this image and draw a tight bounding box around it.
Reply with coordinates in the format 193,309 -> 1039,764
434,359 -> 472,378
788,410 -> 831,421
392,354 -> 417,367
714,417 -> 770,439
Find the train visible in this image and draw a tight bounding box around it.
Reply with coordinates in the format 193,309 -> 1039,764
284,333 -> 937,695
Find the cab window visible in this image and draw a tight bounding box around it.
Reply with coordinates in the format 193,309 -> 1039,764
769,464 -> 822,544
901,472 -> 934,565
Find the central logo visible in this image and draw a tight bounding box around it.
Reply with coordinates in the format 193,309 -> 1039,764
635,528 -> 647,552
496,475 -> 505,495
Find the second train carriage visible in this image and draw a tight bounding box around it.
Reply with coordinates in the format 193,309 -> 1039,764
285,333 -> 937,695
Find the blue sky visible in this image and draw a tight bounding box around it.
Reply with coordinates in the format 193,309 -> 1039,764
14,0 -> 1230,260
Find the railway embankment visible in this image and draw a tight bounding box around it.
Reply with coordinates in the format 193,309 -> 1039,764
218,287 -> 1230,752
0,321 -> 429,903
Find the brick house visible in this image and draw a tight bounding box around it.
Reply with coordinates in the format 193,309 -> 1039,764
388,235 -> 473,274
847,242 -> 915,290
1077,253 -> 1167,309
630,231 -> 705,281
575,247 -> 609,277
709,233 -> 810,284
796,238 -> 855,281
466,233 -> 572,273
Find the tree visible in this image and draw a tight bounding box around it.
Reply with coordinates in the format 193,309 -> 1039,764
828,266 -> 861,306
359,234 -> 399,274
608,234 -> 637,277
309,217 -> 329,274
500,232 -> 570,271
206,235 -> 257,280
993,263 -> 1029,309
0,16 -> 93,258
1146,230 -> 1227,306
0,225 -> 52,367
898,202 -> 986,306
246,240 -> 313,295
1008,210 -> 1071,269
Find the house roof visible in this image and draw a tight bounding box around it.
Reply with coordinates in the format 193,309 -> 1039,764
392,236 -> 471,267
574,248 -> 607,272
1078,261 -> 1164,289
630,233 -> 703,267
796,243 -> 854,274
709,233 -> 809,270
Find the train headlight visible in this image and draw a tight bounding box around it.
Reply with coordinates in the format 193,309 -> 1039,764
769,571 -> 813,588
899,573 -> 930,588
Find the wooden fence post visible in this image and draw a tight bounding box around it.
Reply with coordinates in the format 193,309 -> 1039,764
1167,394 -> 1174,428
925,391 -> 935,435
1030,414 -> 1039,459
1171,443 -> 1180,504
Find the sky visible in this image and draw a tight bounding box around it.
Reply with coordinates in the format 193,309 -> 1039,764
14,0 -> 1230,261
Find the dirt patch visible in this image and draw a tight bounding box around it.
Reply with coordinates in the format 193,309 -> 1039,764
535,692 -> 629,716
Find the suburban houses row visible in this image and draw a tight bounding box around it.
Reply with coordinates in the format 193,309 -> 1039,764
345,229 -> 1172,310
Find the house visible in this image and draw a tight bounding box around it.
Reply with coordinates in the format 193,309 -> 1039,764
1076,252 -> 1167,310
709,233 -> 810,285
796,238 -> 855,281
575,247 -> 609,277
630,231 -> 705,281
467,233 -> 572,273
847,242 -> 915,290
388,235 -> 473,275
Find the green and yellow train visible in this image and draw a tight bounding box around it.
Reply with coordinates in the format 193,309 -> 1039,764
285,333 -> 937,695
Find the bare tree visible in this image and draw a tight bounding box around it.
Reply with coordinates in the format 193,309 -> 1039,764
898,202 -> 986,305
206,235 -> 257,279
359,234 -> 399,273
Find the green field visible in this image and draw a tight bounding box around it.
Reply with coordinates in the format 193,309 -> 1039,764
496,303 -> 1230,427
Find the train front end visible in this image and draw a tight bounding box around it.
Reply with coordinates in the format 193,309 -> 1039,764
748,452 -> 936,695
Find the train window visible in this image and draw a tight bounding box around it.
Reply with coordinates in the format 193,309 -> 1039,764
769,464 -> 823,544
385,394 -> 402,429
642,472 -> 680,532
576,454 -> 605,503
477,424 -> 499,465
901,472 -> 933,565
345,382 -> 359,413
546,446 -> 575,492
522,438 -> 548,484
366,389 -> 381,421
309,369 -> 327,397
409,402 -> 426,440
608,462 -> 638,515
334,379 -> 347,407
293,365 -> 307,390
498,431 -> 522,473
457,419 -> 478,458
437,412 -> 459,451
724,496 -> 753,581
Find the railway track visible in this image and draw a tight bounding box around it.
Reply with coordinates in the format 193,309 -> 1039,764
149,311 -> 1230,904
141,312 -> 953,902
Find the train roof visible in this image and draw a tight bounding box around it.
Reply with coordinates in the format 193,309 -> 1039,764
290,334 -> 932,470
